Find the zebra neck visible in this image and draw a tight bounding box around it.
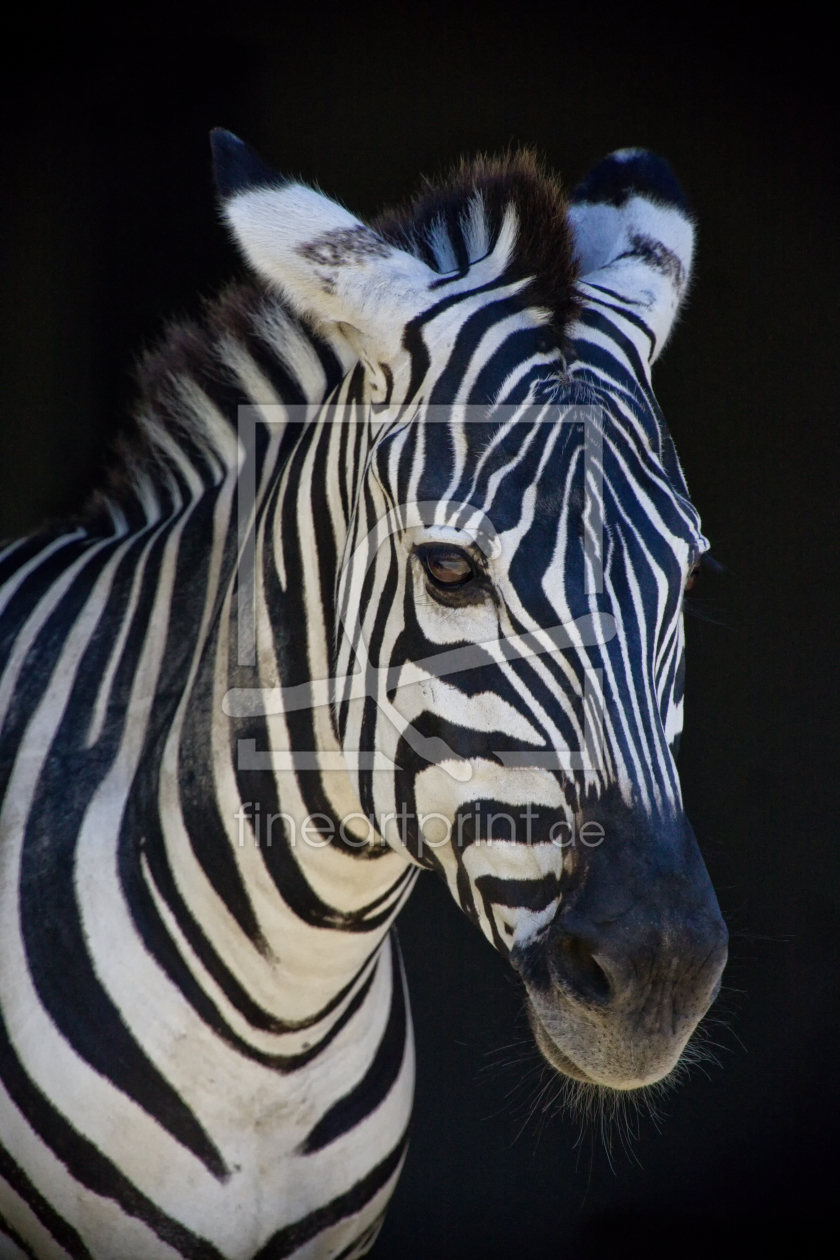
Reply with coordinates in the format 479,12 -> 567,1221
152,406 -> 414,1027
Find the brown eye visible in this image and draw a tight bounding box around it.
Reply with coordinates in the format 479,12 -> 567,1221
685,560 -> 702,591
421,547 -> 474,587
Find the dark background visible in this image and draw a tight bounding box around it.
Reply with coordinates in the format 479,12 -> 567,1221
1,9 -> 837,1257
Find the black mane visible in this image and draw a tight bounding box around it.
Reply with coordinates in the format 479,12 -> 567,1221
373,149 -> 581,339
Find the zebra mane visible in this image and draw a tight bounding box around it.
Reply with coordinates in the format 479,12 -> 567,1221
78,150 -> 581,533
372,149 -> 581,338
79,281 -> 342,531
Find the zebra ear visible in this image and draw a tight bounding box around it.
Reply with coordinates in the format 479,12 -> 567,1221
568,150 -> 695,361
210,130 -> 434,361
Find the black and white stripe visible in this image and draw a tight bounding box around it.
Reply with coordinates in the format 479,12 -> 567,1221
0,138 -> 726,1257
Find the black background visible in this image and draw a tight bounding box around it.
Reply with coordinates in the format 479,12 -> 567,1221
1,9 -> 837,1257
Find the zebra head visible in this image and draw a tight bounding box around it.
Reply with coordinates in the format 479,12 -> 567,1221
216,134 -> 728,1092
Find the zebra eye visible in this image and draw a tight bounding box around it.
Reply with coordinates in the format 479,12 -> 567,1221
420,546 -> 474,587
685,560 -> 702,591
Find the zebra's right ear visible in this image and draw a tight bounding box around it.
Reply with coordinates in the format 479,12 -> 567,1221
210,130 -> 435,363
568,149 -> 695,361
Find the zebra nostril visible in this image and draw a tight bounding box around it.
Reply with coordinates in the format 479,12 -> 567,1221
552,935 -> 612,1005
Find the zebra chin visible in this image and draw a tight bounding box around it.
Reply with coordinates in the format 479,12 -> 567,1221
525,997 -> 701,1091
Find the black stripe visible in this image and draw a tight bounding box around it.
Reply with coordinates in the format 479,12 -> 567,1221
126,800 -> 388,1036
583,287 -> 658,357
300,943 -> 406,1154
0,536 -> 88,658
468,325 -> 560,405
429,294 -> 527,406
0,1139 -> 93,1260
121,840 -> 384,1066
254,1126 -> 409,1260
0,1212 -> 39,1260
19,647 -> 228,1179
332,1212 -> 385,1259
0,539 -> 118,759
573,305 -> 685,492
582,280 -> 647,308
402,273 -> 515,404
574,310 -> 657,409
234,714 -> 404,934
0,1012 -> 225,1259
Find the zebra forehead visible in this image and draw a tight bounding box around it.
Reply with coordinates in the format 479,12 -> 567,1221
374,409 -> 697,546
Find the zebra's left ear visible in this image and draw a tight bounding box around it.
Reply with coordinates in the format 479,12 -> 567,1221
211,130 -> 435,362
568,149 -> 695,361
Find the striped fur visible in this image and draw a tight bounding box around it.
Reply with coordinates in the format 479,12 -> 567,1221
0,141 -> 725,1258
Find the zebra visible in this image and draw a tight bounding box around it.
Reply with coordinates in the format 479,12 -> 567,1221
0,131 -> 728,1259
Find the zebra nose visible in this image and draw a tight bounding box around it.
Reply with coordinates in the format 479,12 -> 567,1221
550,931 -> 613,1004
546,908 -> 729,1012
